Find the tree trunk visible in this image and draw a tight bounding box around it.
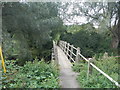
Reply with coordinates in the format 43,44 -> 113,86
111,24 -> 119,49
111,35 -> 119,49
117,15 -> 120,56
111,1 -> 120,49
118,1 -> 120,52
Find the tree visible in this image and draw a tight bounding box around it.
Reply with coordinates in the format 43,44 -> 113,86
2,2 -> 63,65
58,1 -> 120,50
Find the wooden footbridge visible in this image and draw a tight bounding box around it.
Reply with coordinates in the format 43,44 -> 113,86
52,40 -> 120,88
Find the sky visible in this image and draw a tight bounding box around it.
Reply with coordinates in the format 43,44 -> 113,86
58,1 -> 117,28
61,2 -> 88,25
58,2 -> 97,28
2,0 -> 119,2
4,0 -> 117,28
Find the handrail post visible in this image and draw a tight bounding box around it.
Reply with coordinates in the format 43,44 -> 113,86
64,42 -> 66,53
63,41 -> 65,52
59,41 -> 61,48
70,45 -> 73,61
67,43 -> 69,56
60,41 -> 62,49
87,60 -> 90,80
65,42 -> 67,54
51,48 -> 54,60
53,40 -> 58,64
61,41 -> 63,50
75,47 -> 80,62
87,59 -> 92,80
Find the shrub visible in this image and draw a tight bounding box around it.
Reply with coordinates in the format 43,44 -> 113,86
2,59 -> 59,88
61,28 -> 113,57
72,55 -> 119,88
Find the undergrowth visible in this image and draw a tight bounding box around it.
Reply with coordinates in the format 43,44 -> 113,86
1,59 -> 59,88
72,54 -> 119,88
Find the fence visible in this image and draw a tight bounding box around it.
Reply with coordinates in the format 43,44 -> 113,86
51,40 -> 58,64
59,40 -> 80,63
59,40 -> 120,87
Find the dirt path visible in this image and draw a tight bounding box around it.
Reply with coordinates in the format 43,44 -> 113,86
57,46 -> 80,88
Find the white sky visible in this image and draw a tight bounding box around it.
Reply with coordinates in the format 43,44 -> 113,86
58,2 -> 88,25
2,0 -> 118,2
58,1 -> 117,28
63,16 -> 88,25
6,0 -> 117,28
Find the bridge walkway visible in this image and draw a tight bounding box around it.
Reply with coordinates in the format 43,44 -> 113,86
57,46 -> 79,88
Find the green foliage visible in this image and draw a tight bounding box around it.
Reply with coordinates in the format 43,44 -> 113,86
61,24 -> 112,57
66,23 -> 95,34
2,59 -> 60,88
72,62 -> 85,72
2,2 -> 64,65
72,55 -> 119,88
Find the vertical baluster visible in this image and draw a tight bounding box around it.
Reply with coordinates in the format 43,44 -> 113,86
70,45 -> 73,61
64,42 -> 67,54
64,42 -> 66,53
67,43 -> 69,56
75,47 -> 80,62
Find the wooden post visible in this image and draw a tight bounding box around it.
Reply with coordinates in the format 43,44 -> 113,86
63,41 -> 65,52
70,45 -> 73,61
89,58 -> 93,74
51,48 -> 54,60
63,41 -> 65,50
75,47 -> 80,62
64,42 -> 66,53
64,42 -> 67,54
61,41 -> 63,49
55,42 -> 58,64
53,40 -> 58,64
67,43 -> 69,56
87,59 -> 92,80
59,41 -> 61,48
61,41 -> 63,50
60,41 -> 62,49
87,60 -> 90,80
